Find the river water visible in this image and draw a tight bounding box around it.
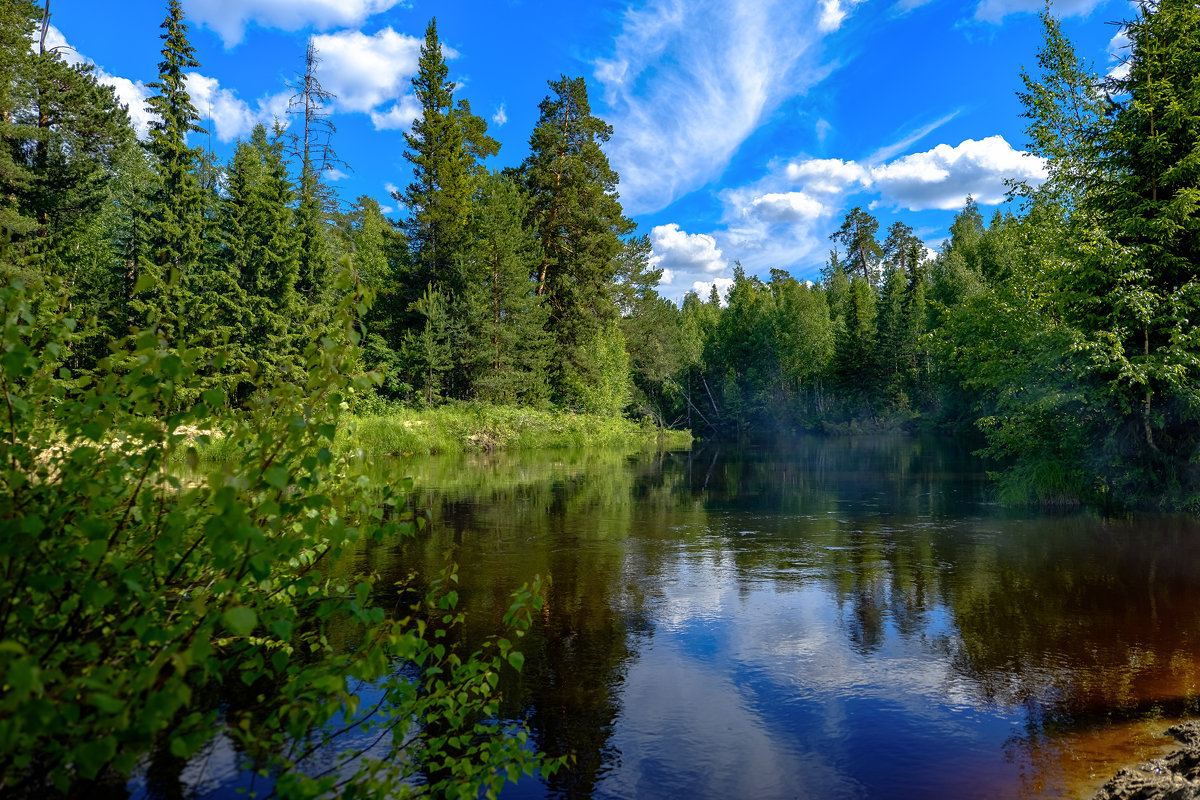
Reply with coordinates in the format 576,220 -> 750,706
138,435 -> 1200,799
375,435 -> 1200,800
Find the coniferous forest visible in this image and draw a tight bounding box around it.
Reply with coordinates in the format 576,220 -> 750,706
4,0 -> 1200,795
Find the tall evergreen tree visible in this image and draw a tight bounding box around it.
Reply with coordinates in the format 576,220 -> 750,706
222,123 -> 299,385
0,0 -> 40,277
523,75 -> 634,405
135,0 -> 206,335
137,0 -> 246,399
830,207 -> 883,286
399,18 -> 472,298
461,172 -> 550,404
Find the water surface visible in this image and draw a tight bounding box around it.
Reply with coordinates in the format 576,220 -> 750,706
374,436 -> 1200,799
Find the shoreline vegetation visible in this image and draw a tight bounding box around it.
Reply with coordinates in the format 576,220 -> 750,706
183,402 -> 693,462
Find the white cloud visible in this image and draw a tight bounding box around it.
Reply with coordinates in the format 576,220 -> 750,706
1107,27 -> 1131,80
691,277 -> 735,304
492,104 -> 508,126
101,73 -> 155,140
385,182 -> 400,195
784,158 -> 870,194
869,135 -> 1046,210
37,25 -> 87,67
597,0 -> 846,215
313,27 -> 427,115
815,118 -> 832,144
183,0 -> 407,47
379,205 -> 394,214
36,26 -> 155,139
324,168 -> 348,181
748,192 -> 828,223
973,0 -> 1104,23
818,0 -> 867,32
186,72 -> 288,142
649,224 -> 727,277
651,132 -> 1044,291
369,94 -> 422,131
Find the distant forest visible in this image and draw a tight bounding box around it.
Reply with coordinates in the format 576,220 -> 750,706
3,0 -> 1200,508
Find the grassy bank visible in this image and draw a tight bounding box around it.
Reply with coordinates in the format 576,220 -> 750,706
341,403 -> 692,457
179,403 -> 691,461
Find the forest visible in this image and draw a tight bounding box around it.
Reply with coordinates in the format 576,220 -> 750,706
2,0 -> 1200,795
3,0 -> 1199,508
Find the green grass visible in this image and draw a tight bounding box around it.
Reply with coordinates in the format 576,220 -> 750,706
340,402 -> 692,457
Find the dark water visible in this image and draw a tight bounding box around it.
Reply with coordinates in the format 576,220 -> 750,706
374,436 -> 1200,800
141,435 -> 1200,799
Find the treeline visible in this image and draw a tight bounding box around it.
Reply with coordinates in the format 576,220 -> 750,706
0,0 -> 665,415
666,5 -> 1200,509
4,0 -> 1200,508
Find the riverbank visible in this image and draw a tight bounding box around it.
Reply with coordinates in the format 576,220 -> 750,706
343,404 -> 691,456
184,403 -> 691,460
1092,721 -> 1200,799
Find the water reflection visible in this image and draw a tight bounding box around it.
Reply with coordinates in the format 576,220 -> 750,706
356,437 -> 1200,799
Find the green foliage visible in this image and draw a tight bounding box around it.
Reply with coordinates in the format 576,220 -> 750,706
523,75 -> 634,405
342,402 -> 689,457
0,277 -> 556,796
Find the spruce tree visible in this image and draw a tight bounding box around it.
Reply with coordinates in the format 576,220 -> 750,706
400,18 -> 472,298
461,172 -> 550,404
140,0 -> 247,399
222,123 -> 300,385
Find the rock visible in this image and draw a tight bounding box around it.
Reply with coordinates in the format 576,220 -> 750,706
1093,722 -> 1200,800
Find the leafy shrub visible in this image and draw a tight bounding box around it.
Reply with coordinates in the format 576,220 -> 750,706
0,279 -> 554,797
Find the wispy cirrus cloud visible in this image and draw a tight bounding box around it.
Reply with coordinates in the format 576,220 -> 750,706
596,0 -> 853,215
972,0 -> 1105,23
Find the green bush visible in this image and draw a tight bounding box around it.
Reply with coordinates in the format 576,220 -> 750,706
0,279 -> 556,798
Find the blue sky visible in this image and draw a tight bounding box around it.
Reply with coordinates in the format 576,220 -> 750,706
46,0 -> 1132,300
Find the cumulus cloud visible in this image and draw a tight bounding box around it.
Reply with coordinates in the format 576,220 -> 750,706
784,158 -> 870,194
748,192 -> 828,223
313,27 -> 427,116
41,25 -> 285,141
973,0 -> 1104,23
186,73 -> 290,142
649,132 -> 1044,293
183,0 -> 407,47
691,277 -> 735,304
596,0 -> 847,215
649,224 -> 727,282
869,135 -> 1046,210
492,104 -> 507,126
369,94 -> 422,131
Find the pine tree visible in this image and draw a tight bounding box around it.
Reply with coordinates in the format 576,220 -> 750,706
829,207 -> 883,286
522,75 -> 633,405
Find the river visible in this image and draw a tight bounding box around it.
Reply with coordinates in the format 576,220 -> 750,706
145,434 -> 1200,799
